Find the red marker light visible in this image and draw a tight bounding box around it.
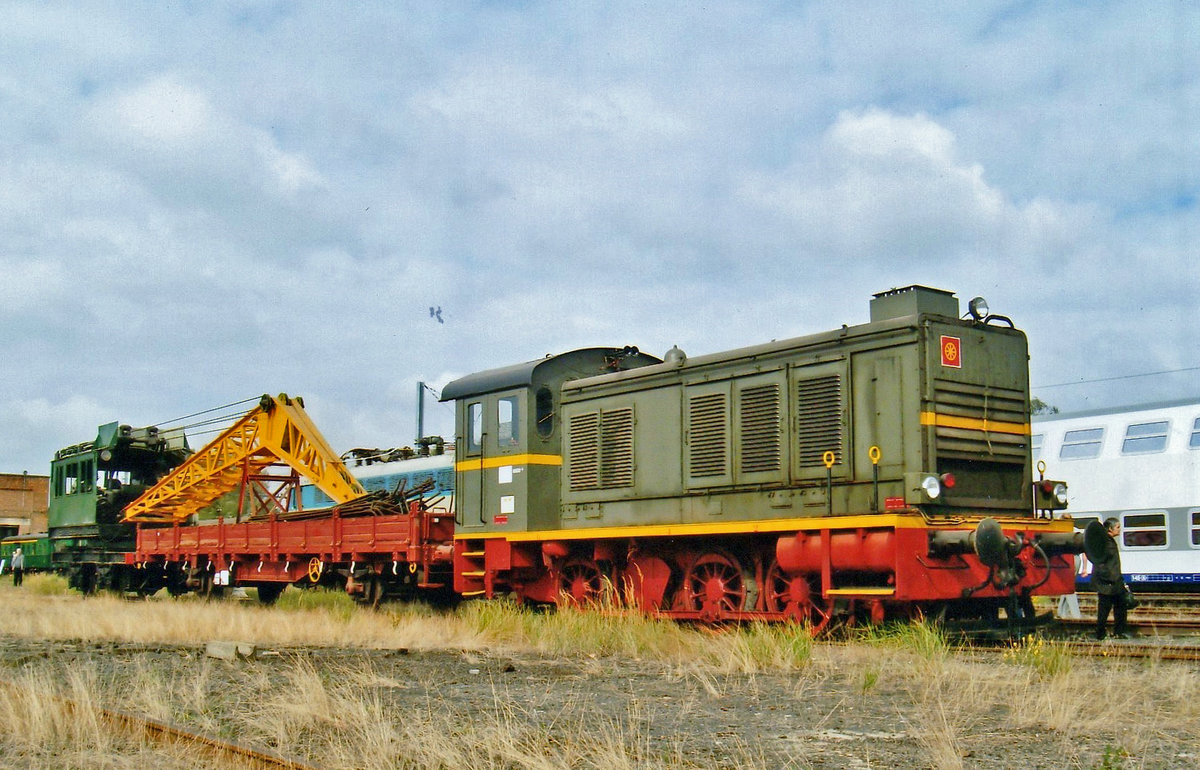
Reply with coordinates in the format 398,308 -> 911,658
940,473 -> 956,489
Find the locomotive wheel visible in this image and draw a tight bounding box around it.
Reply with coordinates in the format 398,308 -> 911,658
559,558 -> 604,605
764,562 -> 831,634
681,552 -> 756,621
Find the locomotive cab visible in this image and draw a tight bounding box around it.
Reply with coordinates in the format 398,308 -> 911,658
441,347 -> 661,533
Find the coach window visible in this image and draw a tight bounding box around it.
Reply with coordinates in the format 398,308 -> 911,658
536,387 -> 554,438
1060,428 -> 1104,460
1191,510 -> 1200,547
1031,434 -> 1043,459
1122,512 -> 1167,548
65,463 -> 80,495
1190,417 -> 1200,449
80,458 -> 94,493
1122,421 -> 1169,454
467,402 -> 483,454
497,395 -> 519,447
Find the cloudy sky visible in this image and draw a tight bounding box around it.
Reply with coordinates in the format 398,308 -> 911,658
2,2 -> 1197,474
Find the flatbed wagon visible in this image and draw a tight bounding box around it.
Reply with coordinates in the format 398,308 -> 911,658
131,497 -> 455,606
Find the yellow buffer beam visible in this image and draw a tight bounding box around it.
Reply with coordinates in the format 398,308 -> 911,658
122,394 -> 366,523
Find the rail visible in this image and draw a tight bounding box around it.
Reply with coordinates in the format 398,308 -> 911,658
10,680 -> 320,769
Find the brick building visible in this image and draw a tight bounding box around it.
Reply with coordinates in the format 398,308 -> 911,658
0,472 -> 49,538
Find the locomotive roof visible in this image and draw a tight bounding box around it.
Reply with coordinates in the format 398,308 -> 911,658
440,347 -> 661,401
562,311 -> 1021,393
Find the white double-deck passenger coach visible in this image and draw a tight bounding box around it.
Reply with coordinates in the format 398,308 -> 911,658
1033,398 -> 1200,589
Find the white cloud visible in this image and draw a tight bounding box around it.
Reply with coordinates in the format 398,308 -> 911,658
106,74 -> 219,147
86,74 -> 325,203
736,109 -> 1090,272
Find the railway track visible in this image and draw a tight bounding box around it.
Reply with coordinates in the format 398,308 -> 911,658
43,688 -> 320,770
1059,639 -> 1200,661
1055,591 -> 1200,634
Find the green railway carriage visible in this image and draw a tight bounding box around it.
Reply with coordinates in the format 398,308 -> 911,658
446,286 -> 1079,626
1,533 -> 53,573
49,421 -> 190,592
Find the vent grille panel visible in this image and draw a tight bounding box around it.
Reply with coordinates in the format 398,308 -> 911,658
739,384 -> 782,474
568,412 -> 600,491
568,409 -> 635,491
932,381 -> 1028,461
796,375 -> 843,467
689,392 -> 728,478
599,408 -> 635,488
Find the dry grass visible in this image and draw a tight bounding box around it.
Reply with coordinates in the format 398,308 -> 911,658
0,582 -> 813,672
3,583 -> 1200,767
0,663 -> 238,768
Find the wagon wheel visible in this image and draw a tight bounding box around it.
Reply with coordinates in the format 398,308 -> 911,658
764,561 -> 831,635
166,567 -> 188,598
559,558 -> 604,605
355,575 -> 384,610
199,571 -> 226,601
256,583 -> 285,605
681,552 -> 756,621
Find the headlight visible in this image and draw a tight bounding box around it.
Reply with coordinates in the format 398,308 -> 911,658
1053,482 -> 1068,505
968,296 -> 989,320
921,475 -> 942,499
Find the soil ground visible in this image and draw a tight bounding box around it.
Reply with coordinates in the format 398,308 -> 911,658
3,634 -> 1198,769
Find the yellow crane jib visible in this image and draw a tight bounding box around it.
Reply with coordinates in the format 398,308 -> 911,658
121,394 -> 367,523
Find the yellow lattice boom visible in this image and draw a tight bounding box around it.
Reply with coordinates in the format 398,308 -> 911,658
122,394 -> 366,523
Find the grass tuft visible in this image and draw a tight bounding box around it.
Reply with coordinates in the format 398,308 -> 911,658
275,586 -> 357,618
24,573 -> 71,596
855,617 -> 949,661
1003,635 -> 1073,678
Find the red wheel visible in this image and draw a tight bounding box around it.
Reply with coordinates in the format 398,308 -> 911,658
559,558 -> 604,605
765,561 -> 832,634
682,552 -> 755,621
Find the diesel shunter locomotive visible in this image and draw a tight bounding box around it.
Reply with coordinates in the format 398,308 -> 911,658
445,286 -> 1079,629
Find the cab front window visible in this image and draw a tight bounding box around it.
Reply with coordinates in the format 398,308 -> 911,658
498,396 -> 519,447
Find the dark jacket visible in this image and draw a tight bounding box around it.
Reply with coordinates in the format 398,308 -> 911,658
1091,532 -> 1124,596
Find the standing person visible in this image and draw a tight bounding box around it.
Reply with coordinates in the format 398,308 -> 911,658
1088,518 -> 1130,640
11,547 -> 24,587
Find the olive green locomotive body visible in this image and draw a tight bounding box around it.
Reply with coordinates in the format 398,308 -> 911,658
445,287 -> 1077,622
448,287 -> 1033,535
557,286 -> 1033,528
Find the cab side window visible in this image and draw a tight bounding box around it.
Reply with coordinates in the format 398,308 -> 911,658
467,402 -> 483,453
536,387 -> 555,438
